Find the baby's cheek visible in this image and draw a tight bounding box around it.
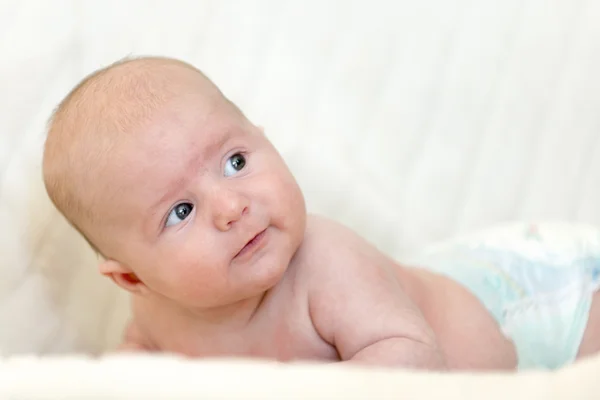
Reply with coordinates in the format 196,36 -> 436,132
264,167 -> 303,204
161,261 -> 214,303
180,254 -> 229,289
279,176 -> 306,218
151,248 -> 205,293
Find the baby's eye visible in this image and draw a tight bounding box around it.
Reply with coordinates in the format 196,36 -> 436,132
165,203 -> 194,227
224,153 -> 246,177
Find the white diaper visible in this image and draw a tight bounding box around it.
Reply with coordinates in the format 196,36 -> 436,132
409,222 -> 600,369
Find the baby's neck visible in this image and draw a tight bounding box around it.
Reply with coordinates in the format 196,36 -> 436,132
187,293 -> 267,326
133,290 -> 268,336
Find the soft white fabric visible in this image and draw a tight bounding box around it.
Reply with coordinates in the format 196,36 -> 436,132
2,0 -> 600,397
1,354 -> 600,400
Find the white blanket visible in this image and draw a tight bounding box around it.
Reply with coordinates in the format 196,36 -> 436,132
2,0 -> 600,398
2,354 -> 600,399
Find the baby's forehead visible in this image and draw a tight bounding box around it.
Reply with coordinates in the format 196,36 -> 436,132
109,98 -> 244,171
70,58 -> 247,174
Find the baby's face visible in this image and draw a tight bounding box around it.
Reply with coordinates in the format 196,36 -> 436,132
93,90 -> 306,308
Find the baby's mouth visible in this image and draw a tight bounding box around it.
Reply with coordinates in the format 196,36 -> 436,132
234,229 -> 267,260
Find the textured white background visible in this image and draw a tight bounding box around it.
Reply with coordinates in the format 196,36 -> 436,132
0,0 -> 599,355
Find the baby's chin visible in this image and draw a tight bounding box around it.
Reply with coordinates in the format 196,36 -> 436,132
230,232 -> 297,285
228,263 -> 289,302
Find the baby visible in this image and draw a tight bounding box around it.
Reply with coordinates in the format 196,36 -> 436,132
42,56 -> 600,370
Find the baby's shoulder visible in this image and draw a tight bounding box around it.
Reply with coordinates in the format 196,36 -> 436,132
304,214 -> 364,243
301,214 -> 359,255
294,214 -> 383,279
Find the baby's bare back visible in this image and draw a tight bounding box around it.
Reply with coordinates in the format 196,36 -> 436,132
125,215 -> 516,369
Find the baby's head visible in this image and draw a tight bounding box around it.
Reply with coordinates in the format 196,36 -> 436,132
43,57 -> 306,309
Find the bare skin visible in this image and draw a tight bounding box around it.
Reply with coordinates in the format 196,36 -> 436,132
124,215 -> 520,370
44,57 -> 600,370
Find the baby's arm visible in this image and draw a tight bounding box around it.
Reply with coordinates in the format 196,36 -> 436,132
310,259 -> 446,369
306,226 -> 446,369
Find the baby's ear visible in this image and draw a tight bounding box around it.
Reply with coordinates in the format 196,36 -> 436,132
99,259 -> 147,295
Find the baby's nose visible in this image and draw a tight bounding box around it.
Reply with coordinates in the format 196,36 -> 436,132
211,188 -> 249,231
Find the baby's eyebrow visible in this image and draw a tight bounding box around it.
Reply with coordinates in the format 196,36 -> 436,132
149,129 -> 236,215
200,129 -> 235,162
149,175 -> 192,222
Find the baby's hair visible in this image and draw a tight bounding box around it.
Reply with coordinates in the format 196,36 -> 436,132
44,56 -> 136,257
42,55 -> 219,258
